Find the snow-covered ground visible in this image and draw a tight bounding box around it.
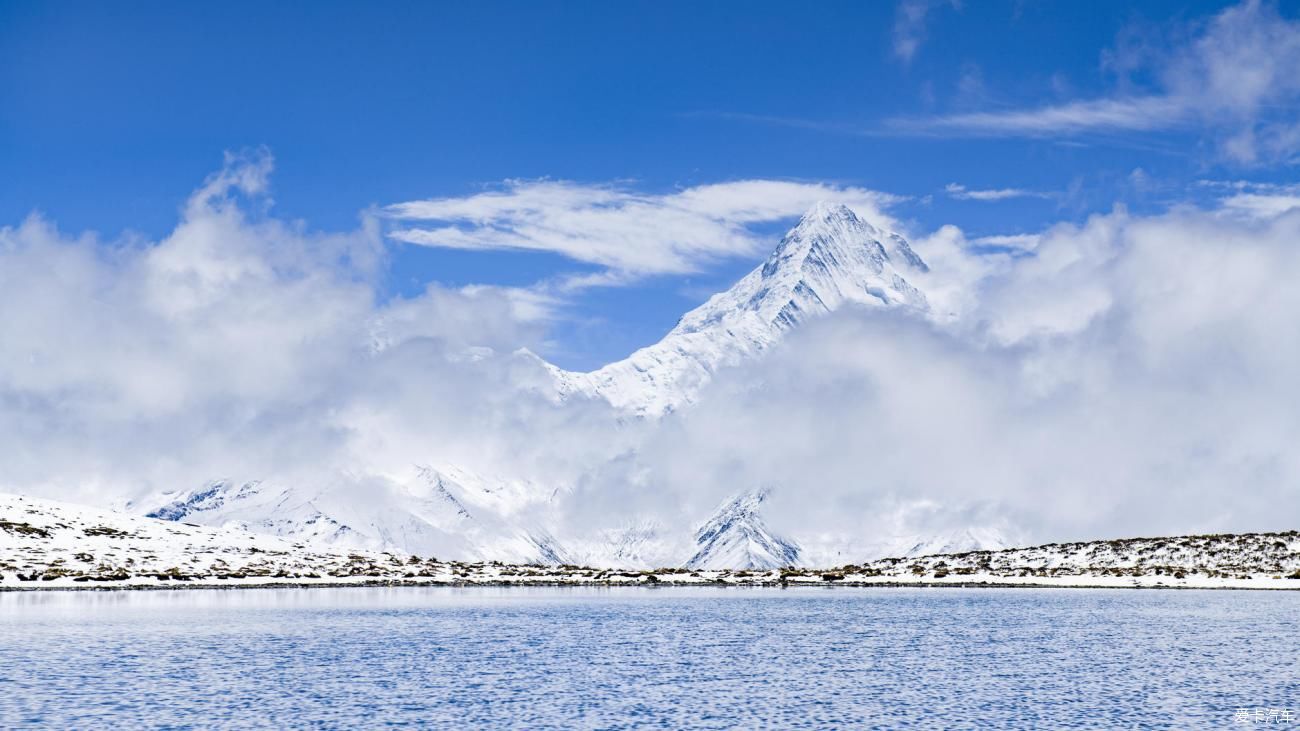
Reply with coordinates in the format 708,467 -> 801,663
4,493 -> 1296,591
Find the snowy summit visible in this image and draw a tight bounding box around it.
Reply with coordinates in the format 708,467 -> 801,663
551,203 -> 931,416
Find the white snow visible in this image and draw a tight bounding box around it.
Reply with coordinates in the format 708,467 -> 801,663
4,492 -> 1297,591
685,488 -> 800,570
130,467 -> 561,565
549,202 -> 930,416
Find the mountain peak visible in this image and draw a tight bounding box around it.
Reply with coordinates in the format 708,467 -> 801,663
549,202 -> 932,415
763,202 -> 886,285
686,488 -> 799,569
797,200 -> 873,231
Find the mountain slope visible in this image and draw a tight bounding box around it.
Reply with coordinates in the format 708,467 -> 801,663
686,489 -> 800,570
133,466 -> 560,563
8,492 -> 1295,589
551,202 -> 930,416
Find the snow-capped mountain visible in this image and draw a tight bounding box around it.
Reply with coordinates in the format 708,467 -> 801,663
686,489 -> 800,570
134,466 -> 562,564
550,202 -> 930,416
143,480 -> 358,546
128,202 -> 1007,569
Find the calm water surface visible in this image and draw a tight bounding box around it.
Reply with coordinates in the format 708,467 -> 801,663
0,587 -> 1295,729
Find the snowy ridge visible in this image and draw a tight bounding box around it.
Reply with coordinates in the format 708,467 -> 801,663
142,480 -> 358,545
0,492 -> 413,586
4,493 -> 1298,590
550,202 -> 930,416
557,520 -> 680,570
132,467 -> 560,564
686,489 -> 800,570
853,531 -> 1300,583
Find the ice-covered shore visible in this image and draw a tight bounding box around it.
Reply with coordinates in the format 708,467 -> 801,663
3,493 -> 1297,591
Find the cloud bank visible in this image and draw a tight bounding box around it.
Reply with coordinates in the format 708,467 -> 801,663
608,200 -> 1300,560
0,153 -> 611,509
3,154 -> 1299,561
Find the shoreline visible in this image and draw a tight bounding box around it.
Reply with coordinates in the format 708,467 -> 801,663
5,573 -> 1298,593
6,493 -> 1298,594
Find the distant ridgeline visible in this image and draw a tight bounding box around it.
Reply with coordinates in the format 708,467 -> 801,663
4,493 -> 1298,590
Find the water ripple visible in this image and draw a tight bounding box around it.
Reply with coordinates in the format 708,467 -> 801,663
0,587 -> 1295,729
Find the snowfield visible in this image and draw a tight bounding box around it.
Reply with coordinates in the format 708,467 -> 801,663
4,493 -> 1297,591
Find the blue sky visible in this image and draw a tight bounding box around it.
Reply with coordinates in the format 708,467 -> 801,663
3,0 -> 1297,368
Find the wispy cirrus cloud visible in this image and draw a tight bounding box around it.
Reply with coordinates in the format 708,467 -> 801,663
891,0 -> 1300,165
944,183 -> 1052,202
385,180 -> 903,285
906,96 -> 1189,137
1199,179 -> 1300,220
892,0 -> 961,63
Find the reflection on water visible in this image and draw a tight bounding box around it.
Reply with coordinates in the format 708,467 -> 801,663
1,587 -> 1295,729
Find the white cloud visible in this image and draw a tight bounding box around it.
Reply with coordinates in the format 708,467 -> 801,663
1199,180 -> 1300,219
969,233 -> 1041,250
894,0 -> 1300,164
612,198 -> 1300,554
893,0 -> 960,63
386,179 -> 902,283
5,153 -> 1300,561
0,154 -> 595,507
1218,192 -> 1300,219
912,96 -> 1188,136
944,183 -> 1052,201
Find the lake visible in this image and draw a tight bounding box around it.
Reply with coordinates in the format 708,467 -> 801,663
0,587 -> 1295,729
